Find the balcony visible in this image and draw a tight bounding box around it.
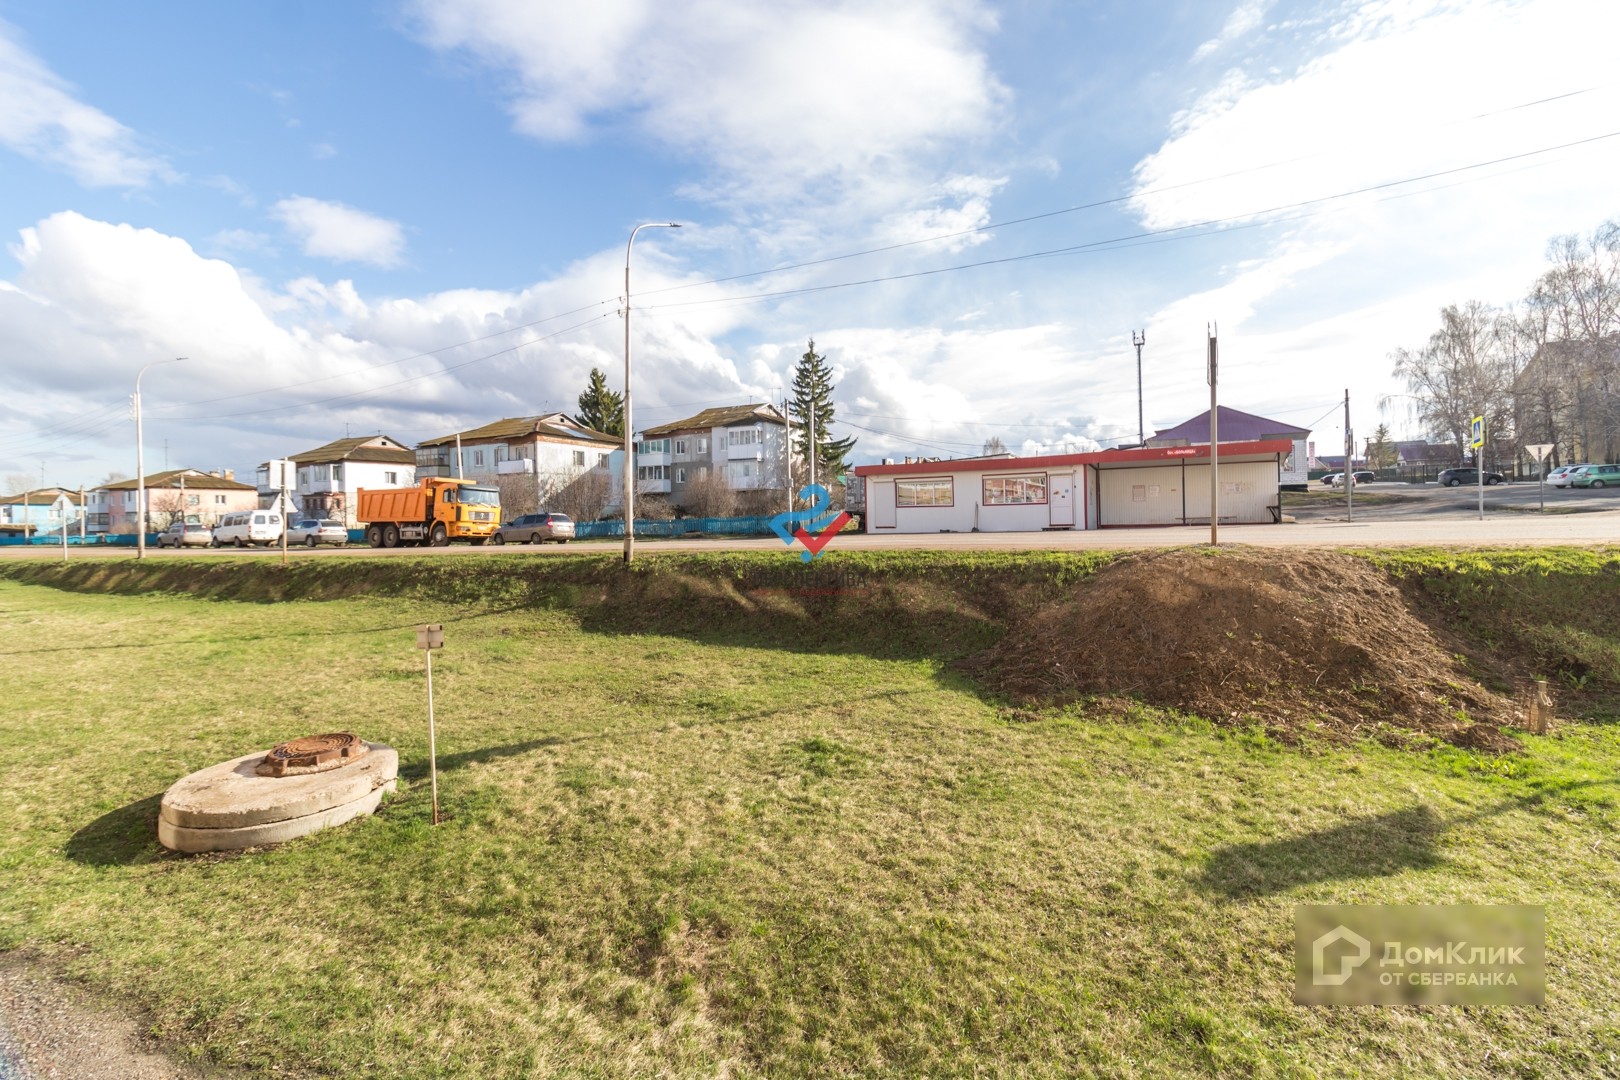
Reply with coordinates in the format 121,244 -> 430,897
726,442 -> 764,460
416,464 -> 455,478
636,478 -> 672,495
496,458 -> 533,475
636,450 -> 671,467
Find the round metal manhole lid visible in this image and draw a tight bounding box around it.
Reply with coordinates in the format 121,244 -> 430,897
256,732 -> 370,777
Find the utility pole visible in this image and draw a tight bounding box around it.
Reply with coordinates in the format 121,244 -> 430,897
78,486 -> 86,544
622,221 -> 682,566
134,357 -> 182,560
1207,325 -> 1219,546
1132,330 -> 1146,447
1344,389 -> 1353,523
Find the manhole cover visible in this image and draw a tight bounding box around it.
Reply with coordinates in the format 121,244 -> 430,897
256,732 -> 370,777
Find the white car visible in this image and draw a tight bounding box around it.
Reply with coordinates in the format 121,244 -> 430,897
286,518 -> 349,547
1548,464 -> 1589,488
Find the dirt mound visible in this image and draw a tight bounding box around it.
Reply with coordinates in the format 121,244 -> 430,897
965,548 -> 1520,751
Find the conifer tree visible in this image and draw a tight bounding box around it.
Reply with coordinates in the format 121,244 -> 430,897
789,338 -> 856,481
575,367 -> 625,437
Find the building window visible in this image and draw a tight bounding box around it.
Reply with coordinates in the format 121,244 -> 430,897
674,439 -> 688,456
332,464 -> 343,482
896,478 -> 954,507
637,465 -> 668,480
598,453 -> 610,467
215,495 -> 226,504
729,428 -> 758,446
384,471 -> 397,485
573,450 -> 586,466
696,437 -> 709,454
982,474 -> 1047,505
186,494 -> 200,507
473,450 -> 484,466
675,468 -> 686,483
726,460 -> 755,481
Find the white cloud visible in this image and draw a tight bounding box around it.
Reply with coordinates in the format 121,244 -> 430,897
310,142 -> 337,160
1192,0 -> 1273,61
0,18 -> 174,187
271,196 -> 407,268
406,0 -> 1008,212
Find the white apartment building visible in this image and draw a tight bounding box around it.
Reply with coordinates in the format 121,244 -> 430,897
257,435 -> 416,527
633,403 -> 794,509
415,413 -> 619,500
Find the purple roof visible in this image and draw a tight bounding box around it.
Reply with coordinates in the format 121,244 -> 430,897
1151,406 -> 1308,444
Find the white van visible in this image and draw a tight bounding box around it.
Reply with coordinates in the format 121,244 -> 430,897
212,509 -> 283,547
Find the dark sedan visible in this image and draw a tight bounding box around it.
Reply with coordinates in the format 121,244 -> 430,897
1437,468 -> 1504,487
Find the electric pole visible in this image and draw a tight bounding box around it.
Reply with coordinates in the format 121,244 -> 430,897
1132,330 -> 1146,446
1207,325 -> 1219,547
1344,389 -> 1352,523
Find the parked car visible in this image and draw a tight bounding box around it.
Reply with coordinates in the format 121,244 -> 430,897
491,511 -> 575,544
212,509 -> 284,547
157,522 -> 213,547
1437,468 -> 1504,487
286,518 -> 349,547
1548,464 -> 1589,488
1570,464 -> 1620,489
1328,470 -> 1376,487
1319,473 -> 1343,486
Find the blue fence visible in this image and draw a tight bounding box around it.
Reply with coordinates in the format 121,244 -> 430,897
0,533 -> 140,547
574,514 -> 780,539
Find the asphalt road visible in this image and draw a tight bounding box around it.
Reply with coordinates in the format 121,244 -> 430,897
5,482 -> 1616,562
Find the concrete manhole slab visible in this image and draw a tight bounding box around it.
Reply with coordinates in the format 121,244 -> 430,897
158,741 -> 398,851
157,783 -> 394,853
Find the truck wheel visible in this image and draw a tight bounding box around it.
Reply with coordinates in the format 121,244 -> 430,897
430,523 -> 449,547
366,525 -> 383,547
382,524 -> 400,548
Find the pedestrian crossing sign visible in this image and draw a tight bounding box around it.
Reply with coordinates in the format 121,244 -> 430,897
1470,415 -> 1484,449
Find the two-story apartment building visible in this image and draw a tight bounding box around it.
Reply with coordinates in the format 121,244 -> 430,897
257,435 -> 416,527
0,488 -> 82,536
416,413 -> 620,509
635,403 -> 794,510
87,470 -> 259,534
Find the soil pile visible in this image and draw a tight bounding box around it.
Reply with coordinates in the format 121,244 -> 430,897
965,548 -> 1520,750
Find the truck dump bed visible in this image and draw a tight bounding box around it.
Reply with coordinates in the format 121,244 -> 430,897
357,487 -> 429,524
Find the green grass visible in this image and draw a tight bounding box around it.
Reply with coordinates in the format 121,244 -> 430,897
3,550 -> 1620,1077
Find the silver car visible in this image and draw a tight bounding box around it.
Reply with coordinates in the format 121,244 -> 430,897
157,522 -> 214,547
286,518 -> 350,547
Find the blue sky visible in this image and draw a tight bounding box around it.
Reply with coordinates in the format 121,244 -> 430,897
1,0 -> 1617,488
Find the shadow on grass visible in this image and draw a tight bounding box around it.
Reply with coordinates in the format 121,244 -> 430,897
64,793 -> 167,868
1199,777 -> 1620,899
1198,805 -> 1446,899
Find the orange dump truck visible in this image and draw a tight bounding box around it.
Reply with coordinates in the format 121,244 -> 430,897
356,477 -> 500,547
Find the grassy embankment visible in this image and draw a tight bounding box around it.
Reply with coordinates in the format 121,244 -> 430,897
1,548 -> 1618,1078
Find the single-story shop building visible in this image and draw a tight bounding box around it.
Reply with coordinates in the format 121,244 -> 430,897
852,438 -> 1295,533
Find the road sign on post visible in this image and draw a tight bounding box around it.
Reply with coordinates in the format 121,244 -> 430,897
416,623 -> 445,825
1470,416 -> 1485,520
1526,443 -> 1554,513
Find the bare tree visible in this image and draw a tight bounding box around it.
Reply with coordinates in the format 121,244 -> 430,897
682,468 -> 737,519
1526,222 -> 1620,462
547,471 -> 614,522
982,435 -> 1008,456
3,473 -> 32,496
1389,301 -> 1517,467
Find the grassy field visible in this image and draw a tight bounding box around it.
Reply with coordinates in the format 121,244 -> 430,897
2,549 -> 1619,1077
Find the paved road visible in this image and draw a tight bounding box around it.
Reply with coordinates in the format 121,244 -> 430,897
4,482 -> 1615,562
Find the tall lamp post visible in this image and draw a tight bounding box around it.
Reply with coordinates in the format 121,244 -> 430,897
134,357 -> 182,560
1131,330 -> 1146,447
622,222 -> 681,566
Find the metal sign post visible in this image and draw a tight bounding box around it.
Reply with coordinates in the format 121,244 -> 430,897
266,458 -> 294,566
1470,415 -> 1485,521
416,623 -> 445,825
1207,325 -> 1219,546
1525,443 -> 1554,512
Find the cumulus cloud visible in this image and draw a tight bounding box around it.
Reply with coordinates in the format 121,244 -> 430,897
271,196 -> 407,268
0,18 -> 174,186
406,0 -> 1008,213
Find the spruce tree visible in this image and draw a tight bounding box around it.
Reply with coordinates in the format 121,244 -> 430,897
789,338 -> 856,481
575,367 -> 625,437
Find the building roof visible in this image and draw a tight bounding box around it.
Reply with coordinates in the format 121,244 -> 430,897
1149,406 -> 1309,445
98,469 -> 257,492
0,487 -> 83,506
639,402 -> 787,437
854,439 -> 1295,477
418,414 -> 620,448
286,435 -> 415,466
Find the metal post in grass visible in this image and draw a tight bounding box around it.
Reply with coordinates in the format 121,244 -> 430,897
417,623 -> 444,825
1207,324 -> 1219,546
1470,414 -> 1485,521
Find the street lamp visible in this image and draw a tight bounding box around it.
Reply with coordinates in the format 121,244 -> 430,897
134,357 -> 182,560
623,221 -> 681,566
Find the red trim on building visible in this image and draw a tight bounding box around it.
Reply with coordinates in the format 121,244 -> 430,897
853,439 -> 1293,478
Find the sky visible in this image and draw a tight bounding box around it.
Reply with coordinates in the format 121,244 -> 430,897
2,0 -> 1618,489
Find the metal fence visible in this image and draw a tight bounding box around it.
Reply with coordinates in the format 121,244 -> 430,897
574,514 -> 780,539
